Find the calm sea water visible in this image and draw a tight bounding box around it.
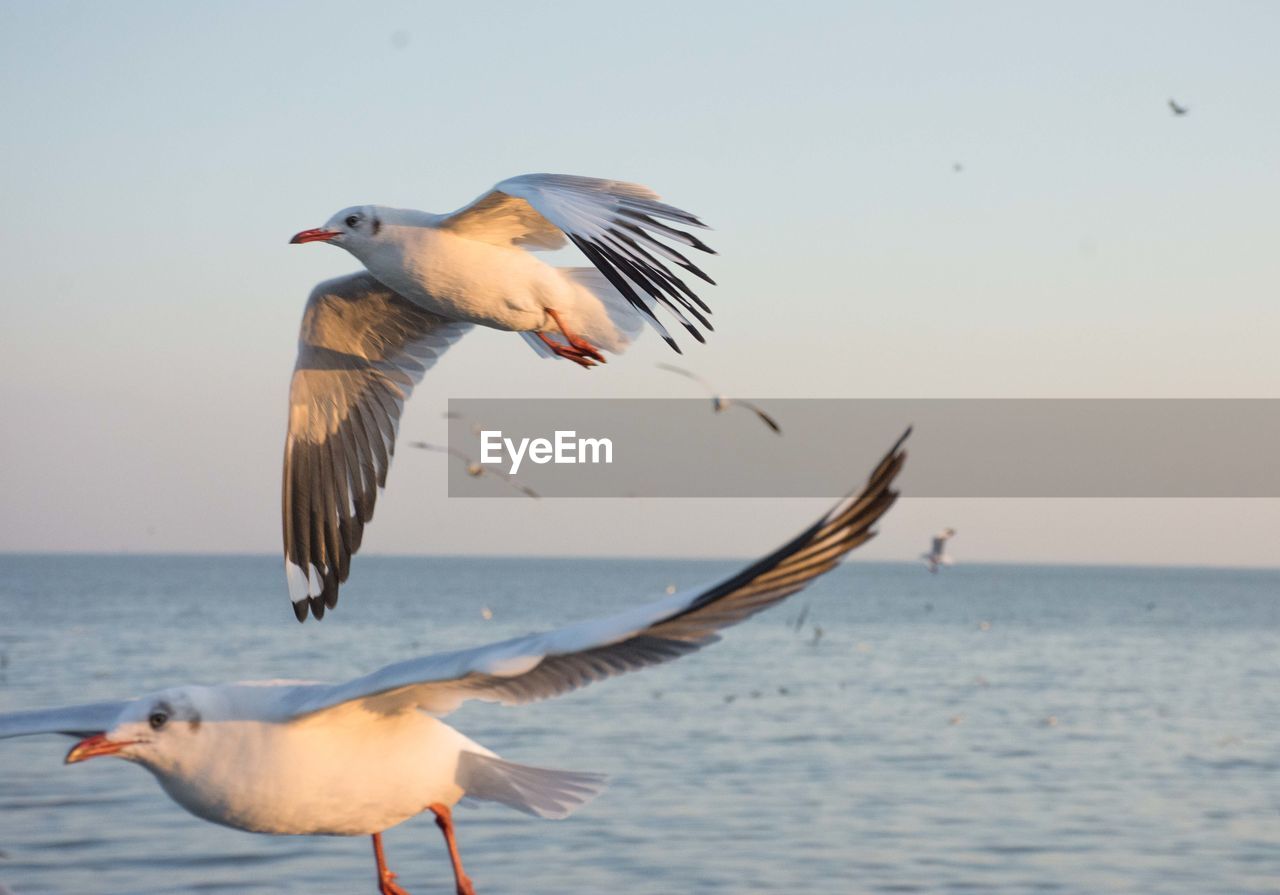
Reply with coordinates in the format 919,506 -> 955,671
0,556 -> 1277,894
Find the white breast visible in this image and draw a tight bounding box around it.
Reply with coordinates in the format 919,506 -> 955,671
151,712 -> 483,836
361,226 -> 563,332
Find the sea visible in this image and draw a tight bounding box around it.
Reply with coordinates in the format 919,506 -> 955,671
0,556 -> 1277,894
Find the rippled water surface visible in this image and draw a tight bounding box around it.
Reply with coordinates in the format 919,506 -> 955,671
1,556 -> 1278,894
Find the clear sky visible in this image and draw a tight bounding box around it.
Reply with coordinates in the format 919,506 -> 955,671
1,1 -> 1277,565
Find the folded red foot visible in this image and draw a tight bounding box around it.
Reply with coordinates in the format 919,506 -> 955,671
543,308 -> 606,368
536,332 -> 603,368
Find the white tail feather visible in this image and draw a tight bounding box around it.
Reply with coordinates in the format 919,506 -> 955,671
562,267 -> 645,344
456,751 -> 607,820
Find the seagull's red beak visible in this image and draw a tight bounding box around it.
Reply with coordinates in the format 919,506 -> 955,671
65,733 -> 135,764
289,228 -> 341,245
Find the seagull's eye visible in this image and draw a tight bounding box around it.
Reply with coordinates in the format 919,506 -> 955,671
148,710 -> 169,731
344,214 -> 361,228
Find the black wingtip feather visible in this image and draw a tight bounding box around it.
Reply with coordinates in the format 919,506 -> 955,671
292,600 -> 310,623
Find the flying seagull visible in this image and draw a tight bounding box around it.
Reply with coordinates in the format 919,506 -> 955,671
284,175 -> 716,621
443,410 -> 484,437
921,527 -> 956,574
409,440 -> 540,498
1168,98 -> 1189,116
291,174 -> 717,368
656,363 -> 782,434
0,431 -> 908,895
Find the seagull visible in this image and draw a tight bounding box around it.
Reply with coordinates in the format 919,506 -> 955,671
409,441 -> 540,499
443,410 -> 484,437
921,527 -> 956,574
0,431 -> 908,895
656,363 -> 782,434
291,174 -> 717,368
1169,98 -> 1189,116
284,175 -> 716,621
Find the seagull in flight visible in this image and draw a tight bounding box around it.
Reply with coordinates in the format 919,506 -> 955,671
1168,98 -> 1189,116
0,432 -> 908,895
284,175 -> 715,620
409,441 -> 540,499
291,174 -> 716,368
921,527 -> 956,574
656,363 -> 782,434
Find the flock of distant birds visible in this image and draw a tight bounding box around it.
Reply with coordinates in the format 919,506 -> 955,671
425,377 -> 958,574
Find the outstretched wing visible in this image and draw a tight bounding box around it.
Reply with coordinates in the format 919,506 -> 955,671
282,429 -> 909,720
656,362 -> 716,395
0,701 -> 130,740
439,174 -> 716,351
737,400 -> 783,435
284,273 -> 472,622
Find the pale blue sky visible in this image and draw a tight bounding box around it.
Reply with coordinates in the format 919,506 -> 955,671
1,1 -> 1277,564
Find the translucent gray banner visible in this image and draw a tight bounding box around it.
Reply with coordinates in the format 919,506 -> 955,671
443,399 -> 1280,498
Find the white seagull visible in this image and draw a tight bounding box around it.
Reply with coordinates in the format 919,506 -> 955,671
409,440 -> 540,499
284,174 -> 716,621
656,363 -> 782,434
921,527 -> 957,574
0,432 -> 908,895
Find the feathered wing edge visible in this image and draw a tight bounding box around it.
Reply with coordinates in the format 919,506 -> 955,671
486,174 -> 718,353
284,427 -> 909,720
283,274 -> 472,621
0,701 -> 131,741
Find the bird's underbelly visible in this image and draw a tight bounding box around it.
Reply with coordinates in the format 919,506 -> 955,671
370,232 -> 559,333
154,715 -> 472,837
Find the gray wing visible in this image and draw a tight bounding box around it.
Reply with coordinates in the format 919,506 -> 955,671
737,400 -> 783,435
408,440 -> 475,465
441,174 -> 717,351
284,273 -> 472,621
0,701 -> 130,740
656,362 -> 717,395
282,428 -> 908,719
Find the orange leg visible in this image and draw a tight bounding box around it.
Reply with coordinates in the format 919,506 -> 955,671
430,803 -> 477,895
371,832 -> 412,895
539,308 -> 606,368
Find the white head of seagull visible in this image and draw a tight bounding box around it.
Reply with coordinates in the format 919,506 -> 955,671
282,174 -> 717,621
290,205 -> 416,251
4,431 -> 909,895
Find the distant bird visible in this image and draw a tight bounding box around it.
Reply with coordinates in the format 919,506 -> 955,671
1168,98 -> 1189,116
409,441 -> 540,499
284,175 -> 717,621
656,363 -> 782,434
791,603 -> 811,631
0,432 -> 907,895
921,527 -> 956,573
444,410 -> 485,437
